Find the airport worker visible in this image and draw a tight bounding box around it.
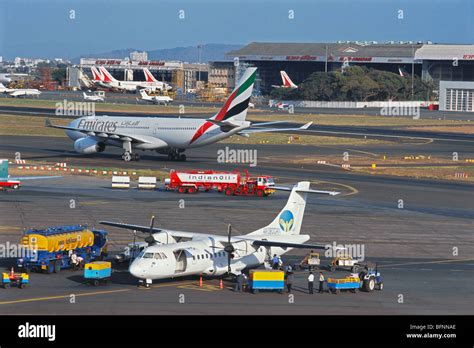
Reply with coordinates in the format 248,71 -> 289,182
286,270 -> 294,294
272,254 -> 279,269
308,272 -> 314,294
234,273 -> 243,292
241,272 -> 248,292
277,256 -> 283,270
70,253 -> 78,268
318,272 -> 325,294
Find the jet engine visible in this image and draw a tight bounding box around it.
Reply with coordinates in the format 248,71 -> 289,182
74,137 -> 106,154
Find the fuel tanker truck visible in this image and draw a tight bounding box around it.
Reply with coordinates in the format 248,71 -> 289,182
164,169 -> 276,197
17,225 -> 108,274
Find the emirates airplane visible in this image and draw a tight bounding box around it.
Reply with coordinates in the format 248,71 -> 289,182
45,67 -> 311,162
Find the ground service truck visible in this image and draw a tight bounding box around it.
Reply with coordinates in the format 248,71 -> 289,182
165,169 -> 276,197
17,225 -> 108,274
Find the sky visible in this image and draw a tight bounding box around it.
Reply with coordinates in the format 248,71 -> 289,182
0,0 -> 472,59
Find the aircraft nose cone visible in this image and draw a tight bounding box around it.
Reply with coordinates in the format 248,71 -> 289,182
129,262 -> 145,279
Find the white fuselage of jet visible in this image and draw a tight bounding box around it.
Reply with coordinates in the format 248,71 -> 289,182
66,115 -> 250,150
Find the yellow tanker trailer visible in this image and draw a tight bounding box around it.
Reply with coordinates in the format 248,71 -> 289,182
17,225 -> 108,274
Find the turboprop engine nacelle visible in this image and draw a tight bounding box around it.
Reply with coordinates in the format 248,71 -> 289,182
74,137 -> 106,154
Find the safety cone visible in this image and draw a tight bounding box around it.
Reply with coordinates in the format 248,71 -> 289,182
199,276 -> 203,287
9,267 -> 14,278
219,279 -> 223,289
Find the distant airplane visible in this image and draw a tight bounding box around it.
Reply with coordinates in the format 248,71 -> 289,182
0,159 -> 61,191
272,71 -> 298,89
97,66 -> 172,93
83,91 -> 105,102
0,83 -> 41,98
100,181 -> 340,284
45,67 -> 312,162
0,73 -> 29,84
142,68 -> 172,91
137,89 -> 173,105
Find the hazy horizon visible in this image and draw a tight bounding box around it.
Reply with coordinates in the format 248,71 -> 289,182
0,0 -> 472,60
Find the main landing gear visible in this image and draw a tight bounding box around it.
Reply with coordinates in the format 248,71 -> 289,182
167,153 -> 186,161
122,152 -> 140,162
122,140 -> 140,162
166,149 -> 186,161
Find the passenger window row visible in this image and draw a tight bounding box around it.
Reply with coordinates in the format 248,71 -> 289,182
193,251 -> 226,261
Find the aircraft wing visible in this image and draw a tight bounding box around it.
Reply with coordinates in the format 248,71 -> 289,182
100,221 -> 201,239
45,118 -> 167,146
248,239 -> 329,250
273,185 -> 340,196
239,121 -> 313,134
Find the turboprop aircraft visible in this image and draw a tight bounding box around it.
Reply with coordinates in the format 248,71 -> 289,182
45,67 -> 312,162
100,181 -> 341,285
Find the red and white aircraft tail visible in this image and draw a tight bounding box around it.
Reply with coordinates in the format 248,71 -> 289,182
280,71 -> 298,88
91,67 -> 104,82
98,66 -> 117,83
143,68 -> 158,83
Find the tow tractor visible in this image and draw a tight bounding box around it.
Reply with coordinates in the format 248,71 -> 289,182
328,256 -> 362,273
359,262 -> 384,292
2,268 -> 29,289
296,252 -> 321,271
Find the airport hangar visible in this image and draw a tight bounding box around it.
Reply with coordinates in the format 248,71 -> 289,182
211,42 -> 474,111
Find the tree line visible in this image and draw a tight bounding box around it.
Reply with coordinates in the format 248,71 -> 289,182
270,66 -> 436,101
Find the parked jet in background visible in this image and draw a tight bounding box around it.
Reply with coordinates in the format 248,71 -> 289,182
97,66 -> 171,92
138,89 -> 173,105
83,91 -> 105,102
0,83 -> 41,97
45,67 -> 311,162
0,73 -> 29,84
143,68 -> 172,91
272,71 -> 298,89
100,181 -> 340,283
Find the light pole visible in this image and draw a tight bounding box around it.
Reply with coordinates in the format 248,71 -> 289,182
197,44 -> 203,85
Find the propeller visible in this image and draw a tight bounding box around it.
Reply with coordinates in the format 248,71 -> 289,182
129,229 -> 137,267
144,215 -> 156,245
224,224 -> 235,273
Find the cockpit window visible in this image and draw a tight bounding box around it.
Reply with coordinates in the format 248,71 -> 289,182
143,253 -> 154,259
154,253 -> 162,259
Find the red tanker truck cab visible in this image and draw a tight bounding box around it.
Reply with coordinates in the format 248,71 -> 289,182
0,179 -> 21,191
165,170 -> 275,197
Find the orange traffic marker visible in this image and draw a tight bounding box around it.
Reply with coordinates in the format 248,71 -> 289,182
219,279 -> 223,289
199,276 -> 203,287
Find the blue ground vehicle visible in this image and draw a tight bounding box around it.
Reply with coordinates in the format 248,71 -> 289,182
327,276 -> 361,294
17,225 -> 108,274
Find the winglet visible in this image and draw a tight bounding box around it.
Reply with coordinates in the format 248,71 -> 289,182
300,122 -> 313,130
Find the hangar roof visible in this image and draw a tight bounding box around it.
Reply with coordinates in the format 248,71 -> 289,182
227,42 -> 423,58
414,45 -> 474,60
